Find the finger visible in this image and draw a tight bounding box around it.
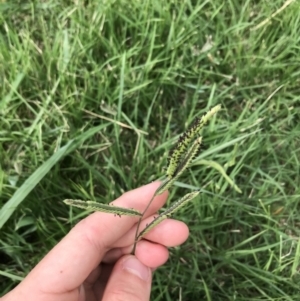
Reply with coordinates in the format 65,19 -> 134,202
102,255 -> 152,301
110,216 -> 189,248
102,218 -> 189,265
103,239 -> 169,268
134,240 -> 169,268
140,218 -> 189,246
18,182 -> 168,295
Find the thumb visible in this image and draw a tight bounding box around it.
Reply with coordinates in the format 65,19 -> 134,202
102,255 -> 152,301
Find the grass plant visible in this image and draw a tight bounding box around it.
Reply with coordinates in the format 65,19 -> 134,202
1,0 -> 300,299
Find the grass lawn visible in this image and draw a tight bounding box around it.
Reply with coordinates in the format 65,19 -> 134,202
1,0 -> 300,299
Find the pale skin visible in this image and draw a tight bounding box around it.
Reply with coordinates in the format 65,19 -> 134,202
1,182 -> 189,301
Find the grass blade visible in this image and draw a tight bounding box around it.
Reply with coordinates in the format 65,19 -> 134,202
193,159 -> 242,193
0,123 -> 109,229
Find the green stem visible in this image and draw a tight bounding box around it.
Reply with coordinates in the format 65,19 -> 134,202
131,192 -> 156,255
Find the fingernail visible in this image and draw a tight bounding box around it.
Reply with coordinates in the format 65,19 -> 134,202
123,257 -> 150,281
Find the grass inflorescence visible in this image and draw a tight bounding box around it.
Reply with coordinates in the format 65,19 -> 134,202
1,0 -> 300,299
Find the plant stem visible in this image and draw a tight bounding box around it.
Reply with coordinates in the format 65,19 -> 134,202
131,192 -> 156,255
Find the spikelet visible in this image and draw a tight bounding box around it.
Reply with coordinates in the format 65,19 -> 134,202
63,199 -> 142,216
166,105 -> 221,179
137,190 -> 200,240
155,137 -> 202,196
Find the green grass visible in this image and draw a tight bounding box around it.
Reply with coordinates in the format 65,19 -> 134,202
1,0 -> 300,299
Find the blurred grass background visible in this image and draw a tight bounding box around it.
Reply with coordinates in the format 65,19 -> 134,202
1,0 -> 300,299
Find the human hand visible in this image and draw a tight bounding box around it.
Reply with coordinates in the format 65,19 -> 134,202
2,182 -> 189,301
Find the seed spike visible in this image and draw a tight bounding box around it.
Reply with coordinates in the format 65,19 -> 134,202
63,199 -> 142,217
155,137 -> 202,196
137,190 -> 200,240
166,105 -> 221,179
